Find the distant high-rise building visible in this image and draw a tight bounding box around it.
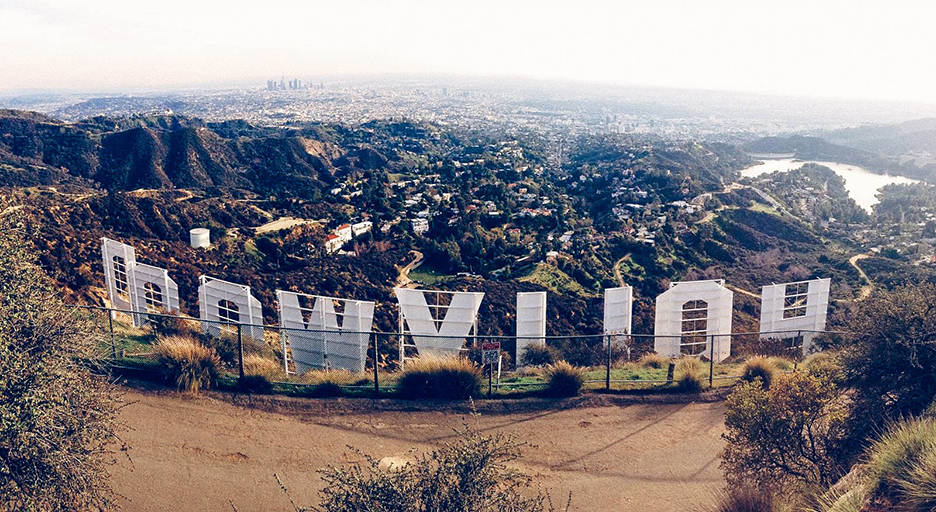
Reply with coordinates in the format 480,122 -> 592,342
442,87 -> 448,96
267,80 -> 276,91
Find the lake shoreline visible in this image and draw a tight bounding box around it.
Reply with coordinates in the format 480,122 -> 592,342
740,158 -> 919,212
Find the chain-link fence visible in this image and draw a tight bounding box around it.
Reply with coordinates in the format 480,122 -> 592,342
74,304 -> 852,396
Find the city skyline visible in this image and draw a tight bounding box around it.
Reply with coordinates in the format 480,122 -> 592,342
2,0 -> 936,104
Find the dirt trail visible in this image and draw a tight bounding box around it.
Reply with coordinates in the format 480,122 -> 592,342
395,250 -> 424,288
849,254 -> 873,300
724,283 -> 760,299
613,253 -> 632,287
111,389 -> 727,511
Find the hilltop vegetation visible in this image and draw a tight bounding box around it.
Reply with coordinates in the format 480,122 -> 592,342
1,109 -> 930,354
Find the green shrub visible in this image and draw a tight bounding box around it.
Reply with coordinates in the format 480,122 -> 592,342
301,369 -> 363,397
722,371 -> 849,491
675,357 -> 705,393
543,361 -> 585,398
638,352 -> 669,369
520,344 -> 558,367
866,417 -> 936,511
397,356 -> 481,399
740,356 -> 776,389
840,284 -> 936,453
237,374 -> 273,394
803,352 -> 843,384
154,335 -> 221,394
204,332 -> 270,368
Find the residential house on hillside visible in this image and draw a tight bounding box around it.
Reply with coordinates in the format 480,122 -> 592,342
324,234 -> 342,254
336,224 -> 352,244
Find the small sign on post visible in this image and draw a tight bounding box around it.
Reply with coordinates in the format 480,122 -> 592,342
482,341 -> 501,365
482,341 -> 500,396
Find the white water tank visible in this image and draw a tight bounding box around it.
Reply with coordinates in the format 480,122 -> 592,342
190,228 -> 210,249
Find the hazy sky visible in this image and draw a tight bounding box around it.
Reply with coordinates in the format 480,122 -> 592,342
1,0 -> 934,103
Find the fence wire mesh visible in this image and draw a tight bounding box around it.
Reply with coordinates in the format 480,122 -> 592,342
74,304 -> 852,396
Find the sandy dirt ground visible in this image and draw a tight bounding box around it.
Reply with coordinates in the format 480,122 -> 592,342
111,389 -> 727,511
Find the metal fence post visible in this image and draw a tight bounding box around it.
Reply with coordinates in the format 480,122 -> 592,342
488,359 -> 493,397
794,329 -> 802,371
281,327 -> 289,375
605,334 -> 611,391
108,311 -> 117,360
237,323 -> 245,379
708,334 -> 715,388
373,334 -> 380,396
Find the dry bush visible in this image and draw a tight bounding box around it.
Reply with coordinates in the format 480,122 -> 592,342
397,355 -> 481,399
542,361 -> 585,398
154,335 -> 221,394
513,366 -> 542,378
244,354 -> 284,380
301,369 -> 363,386
638,352 -> 669,369
312,424 -> 567,512
0,212 -> 122,510
766,356 -> 794,371
740,356 -> 777,389
675,357 -> 705,393
710,483 -> 789,512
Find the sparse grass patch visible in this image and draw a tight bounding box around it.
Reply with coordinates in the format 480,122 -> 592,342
638,352 -> 669,369
543,361 -> 585,398
154,335 -> 221,394
397,355 -> 482,400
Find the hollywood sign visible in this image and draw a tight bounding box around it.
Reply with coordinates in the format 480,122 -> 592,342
101,238 -> 830,369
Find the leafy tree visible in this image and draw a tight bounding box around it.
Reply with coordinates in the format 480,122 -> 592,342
0,209 -> 122,510
721,370 -> 849,492
838,283 -> 936,448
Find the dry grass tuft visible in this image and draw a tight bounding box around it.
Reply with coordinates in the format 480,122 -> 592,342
543,360 -> 585,397
154,335 -> 221,394
740,356 -> 777,389
243,354 -> 284,380
397,355 -> 481,399
674,357 -> 705,393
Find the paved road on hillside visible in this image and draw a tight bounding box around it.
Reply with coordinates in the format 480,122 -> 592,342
111,389 -> 727,512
